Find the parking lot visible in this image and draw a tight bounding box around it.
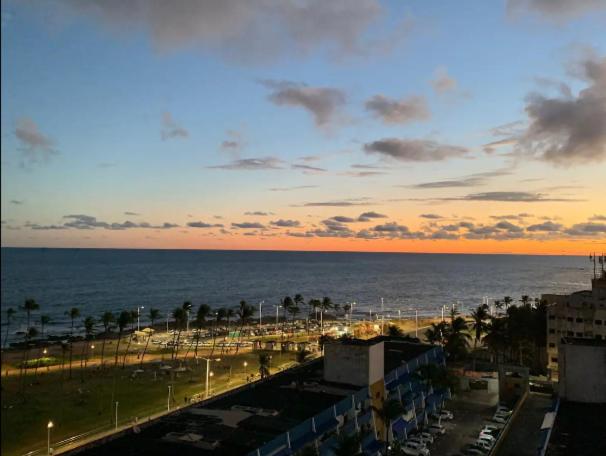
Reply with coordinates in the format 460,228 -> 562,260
430,389 -> 499,456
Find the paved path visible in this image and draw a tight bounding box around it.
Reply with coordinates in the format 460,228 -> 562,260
496,393 -> 552,456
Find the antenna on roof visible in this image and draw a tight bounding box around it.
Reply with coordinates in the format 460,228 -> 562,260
590,252 -> 596,279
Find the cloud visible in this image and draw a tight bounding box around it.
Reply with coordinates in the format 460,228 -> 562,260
58,214 -> 179,230
507,0 -> 606,20
431,67 -> 457,94
420,213 -> 443,219
261,80 -> 346,128
292,163 -> 327,174
220,130 -> 244,155
365,94 -> 429,124
326,216 -> 356,223
61,0 -> 403,63
408,169 -> 511,189
232,222 -> 265,229
124,211 -> 140,216
300,200 -> 369,207
564,222 -> 606,236
271,219 -> 301,227
490,213 -> 534,221
526,221 -> 563,232
245,211 -> 272,216
161,112 -> 188,140
515,54 -> 606,165
589,214 -> 606,221
341,170 -> 387,178
460,192 -> 580,202
269,185 -> 318,192
358,211 -> 387,221
364,138 -> 468,162
25,223 -> 68,230
10,200 -> 23,205
209,157 -> 285,170
187,221 -> 223,228
14,118 -> 57,165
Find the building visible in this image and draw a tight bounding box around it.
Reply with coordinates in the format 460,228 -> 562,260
557,337 -> 606,403
543,271 -> 606,380
73,337 -> 450,456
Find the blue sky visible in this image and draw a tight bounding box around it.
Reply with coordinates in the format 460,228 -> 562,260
2,1 -> 605,253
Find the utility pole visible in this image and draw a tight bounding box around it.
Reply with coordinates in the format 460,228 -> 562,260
115,402 -> 119,430
167,385 -> 172,411
259,300 -> 264,328
415,309 -> 418,338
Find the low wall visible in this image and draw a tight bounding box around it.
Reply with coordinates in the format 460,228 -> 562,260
489,390 -> 529,456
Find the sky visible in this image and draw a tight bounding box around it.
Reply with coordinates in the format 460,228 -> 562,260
1,0 -> 605,255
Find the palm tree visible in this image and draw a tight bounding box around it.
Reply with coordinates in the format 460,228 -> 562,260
22,298 -> 39,331
332,432 -> 362,456
114,311 -> 132,368
445,316 -> 470,361
209,308 -> 226,358
308,298 -> 321,323
3,307 -> 16,349
520,295 -> 531,307
39,315 -> 51,337
387,325 -> 404,337
171,307 -> 187,361
470,304 -> 489,348
100,311 -> 115,368
494,299 -> 503,313
425,321 -> 448,345
372,399 -> 404,450
235,301 -> 254,354
140,308 -> 160,366
258,353 -> 271,379
482,317 -> 508,363
81,316 -> 96,374
193,304 -> 210,359
65,307 -> 80,379
221,308 -> 236,355
20,326 -> 39,395
182,301 -> 193,333
121,310 -> 138,368
320,297 -> 333,333
503,296 -> 513,311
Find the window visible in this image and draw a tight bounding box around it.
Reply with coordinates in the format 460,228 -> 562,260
596,335 -> 603,340
549,329 -> 555,334
575,332 -> 583,337
576,318 -> 583,323
596,320 -> 603,325
551,357 -> 558,363
549,343 -> 555,348
567,317 -> 573,322
567,331 -> 574,336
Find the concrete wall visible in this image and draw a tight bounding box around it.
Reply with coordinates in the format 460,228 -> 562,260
559,343 -> 606,403
323,341 -> 384,387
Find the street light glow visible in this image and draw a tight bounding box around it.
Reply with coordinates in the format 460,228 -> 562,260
47,421 -> 54,429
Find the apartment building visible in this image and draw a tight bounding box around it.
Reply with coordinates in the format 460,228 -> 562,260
543,272 -> 606,380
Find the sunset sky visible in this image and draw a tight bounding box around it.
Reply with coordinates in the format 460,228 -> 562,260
1,1 -> 605,254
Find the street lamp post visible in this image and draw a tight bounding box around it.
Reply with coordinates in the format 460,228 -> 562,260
167,385 -> 172,411
47,421 -> 53,456
137,306 -> 145,332
203,358 -> 221,398
243,361 -> 248,375
415,309 -> 419,338
259,300 -> 264,328
275,305 -> 280,332
115,402 -> 119,431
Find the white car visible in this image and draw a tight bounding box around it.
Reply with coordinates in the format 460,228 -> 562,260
415,432 -> 435,444
427,423 -> 446,435
474,439 -> 492,451
496,406 -> 512,415
481,425 -> 500,433
407,438 -> 428,449
402,447 -> 430,456
403,442 -> 430,456
431,410 -> 454,421
492,414 -> 508,424
478,432 -> 496,443
463,449 -> 486,456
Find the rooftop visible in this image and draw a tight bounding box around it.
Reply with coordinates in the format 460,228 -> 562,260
547,401 -> 606,456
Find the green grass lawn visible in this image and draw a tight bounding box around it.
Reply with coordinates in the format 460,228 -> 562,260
0,350 -> 299,456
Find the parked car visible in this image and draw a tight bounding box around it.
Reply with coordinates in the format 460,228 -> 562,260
481,425 -> 500,433
407,438 -> 428,448
427,423 -> 447,435
478,432 -> 496,443
492,414 -> 508,424
416,432 -> 435,444
403,441 -> 430,456
462,449 -> 486,456
496,406 -> 512,415
474,439 -> 492,451
431,410 -> 454,421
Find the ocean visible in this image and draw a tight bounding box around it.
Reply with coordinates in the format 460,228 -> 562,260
0,248 -> 592,340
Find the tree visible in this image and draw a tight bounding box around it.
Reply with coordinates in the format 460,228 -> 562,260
81,316 -> 96,375
425,321 -> 449,345
387,325 -> 404,337
139,308 -> 159,366
22,299 -> 39,330
296,350 -> 311,364
319,297 -> 333,333
209,308 -> 226,358
193,304 -> 210,360
114,311 -> 132,368
221,308 -> 236,355
100,311 -> 115,368
482,317 -> 508,363
308,298 -> 321,325
3,307 -> 16,349
372,399 -> 404,450
121,310 -> 138,368
39,315 -> 51,337
171,307 -> 187,361
332,432 -> 362,456
503,296 -> 513,311
235,301 -> 253,354
258,353 -> 271,379
182,301 -> 193,333
20,326 -> 39,395
65,307 -> 80,379
470,304 -> 489,348
444,317 -> 470,361
520,295 -> 530,307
